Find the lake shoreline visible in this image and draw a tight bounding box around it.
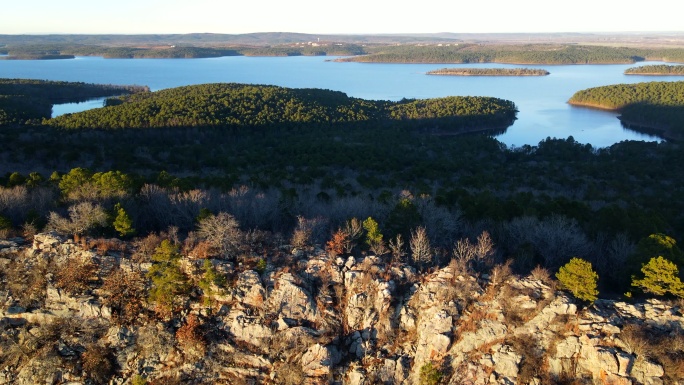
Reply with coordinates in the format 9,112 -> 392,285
568,101 -> 677,141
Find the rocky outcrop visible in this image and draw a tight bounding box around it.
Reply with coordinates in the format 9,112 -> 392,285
1,234 -> 683,385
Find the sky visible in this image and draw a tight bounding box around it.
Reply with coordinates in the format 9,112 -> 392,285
2,0 -> 682,35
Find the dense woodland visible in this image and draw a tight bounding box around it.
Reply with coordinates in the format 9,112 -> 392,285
625,64 -> 684,75
337,44 -> 684,64
45,83 -> 517,131
426,68 -> 549,76
568,81 -> 684,139
0,79 -> 148,125
0,43 -> 367,59
1,80 -> 684,300
4,41 -> 684,64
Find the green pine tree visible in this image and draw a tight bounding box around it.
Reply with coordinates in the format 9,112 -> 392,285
632,256 -> 684,298
113,203 -> 135,237
147,240 -> 189,315
556,257 -> 599,302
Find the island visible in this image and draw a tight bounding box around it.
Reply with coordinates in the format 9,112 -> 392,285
427,68 -> 549,76
567,81 -> 684,140
625,64 -> 684,75
0,54 -> 75,60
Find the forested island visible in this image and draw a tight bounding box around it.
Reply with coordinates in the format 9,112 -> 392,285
426,68 -> 549,76
625,64 -> 684,75
0,54 -> 75,60
568,81 -> 684,140
1,78 -> 684,384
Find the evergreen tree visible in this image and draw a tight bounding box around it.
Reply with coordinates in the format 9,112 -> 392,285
147,240 -> 189,316
556,257 -> 599,302
632,256 -> 684,298
113,203 -> 135,237
362,216 -> 386,255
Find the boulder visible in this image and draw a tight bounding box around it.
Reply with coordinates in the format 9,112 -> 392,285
301,344 -> 333,377
266,272 -> 317,324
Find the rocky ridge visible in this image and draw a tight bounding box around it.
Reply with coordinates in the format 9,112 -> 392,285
0,233 -> 682,384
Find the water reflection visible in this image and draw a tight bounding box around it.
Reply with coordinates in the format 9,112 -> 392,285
51,98 -> 107,118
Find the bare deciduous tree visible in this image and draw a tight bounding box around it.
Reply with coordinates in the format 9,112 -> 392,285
410,226 -> 432,268
342,217 -> 364,254
453,238 -> 476,265
47,201 -> 108,236
196,212 -> 242,258
389,234 -> 406,263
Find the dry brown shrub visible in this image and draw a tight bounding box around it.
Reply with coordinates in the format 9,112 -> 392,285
619,322 -> 684,382
55,256 -> 97,295
89,238 -> 122,256
188,240 -> 211,259
175,314 -> 206,357
101,268 -> 147,325
4,255 -> 49,309
490,259 -> 513,287
326,229 -> 349,257
274,361 -> 306,385
21,221 -> 38,241
531,264 -> 552,284
458,306 -> 499,335
81,343 -> 115,384
291,228 -> 311,249
619,323 -> 652,359
132,233 -> 163,263
499,284 -> 538,327
506,334 -> 543,384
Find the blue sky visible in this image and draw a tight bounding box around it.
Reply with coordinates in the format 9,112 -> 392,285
2,0 -> 682,34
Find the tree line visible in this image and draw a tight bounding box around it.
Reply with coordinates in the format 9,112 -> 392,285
625,64 -> 684,75
336,44 -> 684,64
568,81 -> 684,139
427,68 -> 549,76
0,43 -> 367,59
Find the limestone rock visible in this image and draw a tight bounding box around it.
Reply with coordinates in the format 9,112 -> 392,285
234,270 -> 266,308
228,310 -> 272,347
301,343 -> 333,377
266,272 -> 317,324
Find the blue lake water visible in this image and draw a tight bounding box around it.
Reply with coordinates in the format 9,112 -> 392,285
1,55 -> 681,147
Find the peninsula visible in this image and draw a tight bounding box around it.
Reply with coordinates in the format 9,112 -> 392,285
567,81 -> 684,140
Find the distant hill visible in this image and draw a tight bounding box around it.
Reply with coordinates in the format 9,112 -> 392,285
2,32 -> 684,47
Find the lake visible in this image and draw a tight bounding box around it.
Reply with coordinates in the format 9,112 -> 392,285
1,55 -> 680,147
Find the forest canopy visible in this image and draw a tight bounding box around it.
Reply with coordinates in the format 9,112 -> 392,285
45,83 -> 517,131
426,68 -> 549,76
337,44 -> 684,64
567,81 -> 684,139
0,78 -> 148,125
625,64 -> 684,75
